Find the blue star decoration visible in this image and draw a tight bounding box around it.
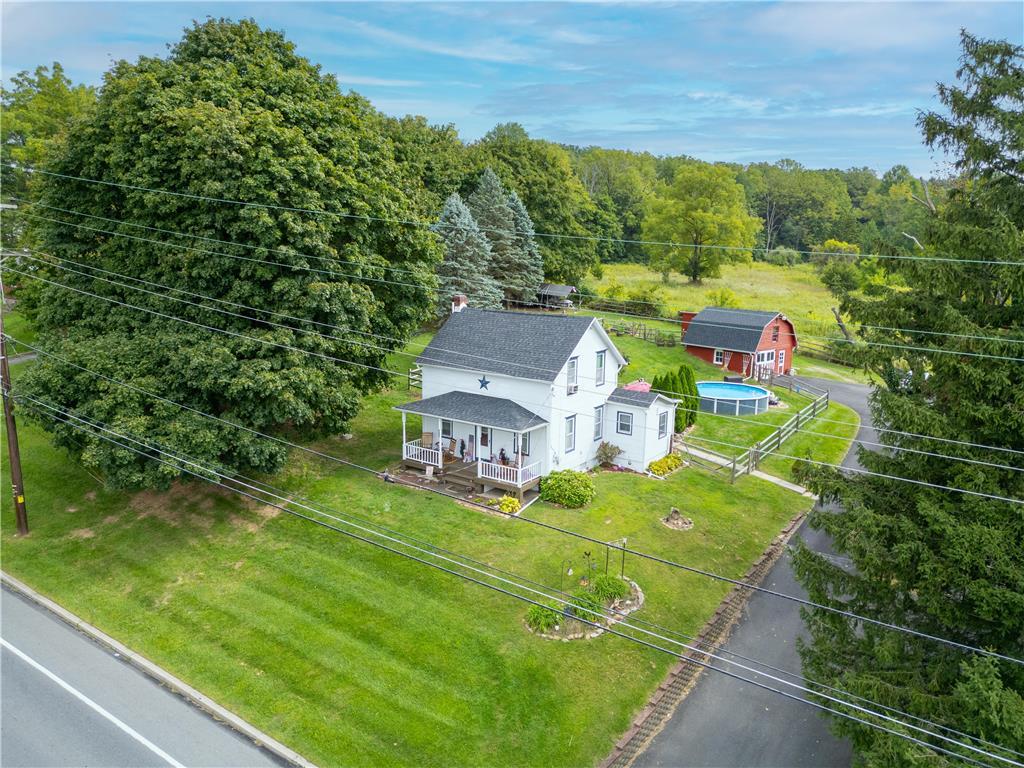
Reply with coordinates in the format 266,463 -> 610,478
478,375 -> 490,390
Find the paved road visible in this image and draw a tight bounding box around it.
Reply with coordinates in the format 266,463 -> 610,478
1,587 -> 283,768
635,378 -> 873,768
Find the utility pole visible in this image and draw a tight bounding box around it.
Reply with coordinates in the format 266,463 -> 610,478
0,262 -> 28,535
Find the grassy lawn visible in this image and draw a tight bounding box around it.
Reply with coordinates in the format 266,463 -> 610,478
3,357 -> 815,768
2,307 -> 37,352
791,353 -> 875,386
592,262 -> 838,335
758,401 -> 861,481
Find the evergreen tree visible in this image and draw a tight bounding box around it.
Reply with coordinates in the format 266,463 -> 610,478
506,189 -> 545,305
677,364 -> 699,429
433,193 -> 503,315
467,167 -> 518,300
793,33 -> 1024,764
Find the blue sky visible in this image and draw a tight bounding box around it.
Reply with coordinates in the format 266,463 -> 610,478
3,2 -> 1021,174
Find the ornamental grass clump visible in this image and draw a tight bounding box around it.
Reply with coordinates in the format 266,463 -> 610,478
539,470 -> 596,508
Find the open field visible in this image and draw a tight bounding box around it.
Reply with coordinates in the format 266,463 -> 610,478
2,356 -> 816,768
591,262 -> 838,333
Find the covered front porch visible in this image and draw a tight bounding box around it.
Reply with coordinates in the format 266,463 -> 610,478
395,391 -> 548,501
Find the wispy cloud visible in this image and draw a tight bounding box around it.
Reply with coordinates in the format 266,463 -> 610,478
339,16 -> 537,64
334,73 -> 424,88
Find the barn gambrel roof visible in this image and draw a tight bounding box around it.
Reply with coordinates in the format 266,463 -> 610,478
684,307 -> 788,354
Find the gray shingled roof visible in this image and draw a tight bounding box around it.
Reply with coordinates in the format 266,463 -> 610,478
684,307 -> 781,354
417,308 -> 597,381
607,387 -> 672,408
538,283 -> 577,298
395,391 -> 547,431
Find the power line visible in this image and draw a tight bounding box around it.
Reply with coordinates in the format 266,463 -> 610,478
8,164 -> 1024,267
11,249 -> 1024,476
7,264 -> 1023,510
12,196 -> 1023,349
12,208 -> 1024,363
21,397 -> 1022,766
8,332 -> 1021,667
11,332 -> 1023,759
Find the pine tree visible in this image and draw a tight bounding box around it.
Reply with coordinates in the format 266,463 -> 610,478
467,167 -> 518,302
433,193 -> 503,315
793,33 -> 1024,764
506,189 -> 545,305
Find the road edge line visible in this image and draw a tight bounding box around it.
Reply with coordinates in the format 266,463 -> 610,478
1,570 -> 317,768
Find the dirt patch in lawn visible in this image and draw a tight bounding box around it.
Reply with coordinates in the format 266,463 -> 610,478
68,528 -> 95,540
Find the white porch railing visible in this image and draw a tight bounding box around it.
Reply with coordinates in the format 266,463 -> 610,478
478,459 -> 542,487
403,439 -> 441,467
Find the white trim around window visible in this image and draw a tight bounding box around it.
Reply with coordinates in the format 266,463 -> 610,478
658,410 -> 669,439
593,405 -> 603,440
616,411 -> 633,435
596,350 -> 606,386
714,349 -> 724,365
514,431 -> 531,456
566,357 -> 579,394
565,415 -> 576,453
441,419 -> 453,440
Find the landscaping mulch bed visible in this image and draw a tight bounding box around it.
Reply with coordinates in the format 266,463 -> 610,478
529,579 -> 645,642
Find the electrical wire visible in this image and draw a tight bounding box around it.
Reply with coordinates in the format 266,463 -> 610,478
12,208 -> 1024,363
7,164 -> 1024,267
13,248 -> 1024,477
19,396 -> 1022,767
6,330 -> 1022,667
11,196 -> 1023,349
7,264 -> 1024,511
11,331 -> 1024,762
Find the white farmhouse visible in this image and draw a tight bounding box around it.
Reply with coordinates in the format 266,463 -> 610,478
396,295 -> 678,501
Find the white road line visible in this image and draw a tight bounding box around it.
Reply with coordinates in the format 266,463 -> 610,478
0,637 -> 186,767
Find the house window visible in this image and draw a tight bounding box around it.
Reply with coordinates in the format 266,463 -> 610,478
594,405 -> 604,440
617,411 -> 633,435
480,427 -> 490,448
772,325 -> 780,342
756,350 -> 776,365
658,411 -> 669,439
714,349 -> 724,365
566,357 -> 579,394
565,416 -> 576,453
596,350 -> 606,386
514,431 -> 531,456
441,419 -> 453,440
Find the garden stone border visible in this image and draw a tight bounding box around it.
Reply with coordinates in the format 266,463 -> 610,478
527,578 -> 645,642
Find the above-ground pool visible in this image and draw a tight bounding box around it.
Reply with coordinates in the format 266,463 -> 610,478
697,381 -> 771,415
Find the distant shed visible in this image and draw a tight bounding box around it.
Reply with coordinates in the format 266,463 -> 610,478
537,283 -> 578,309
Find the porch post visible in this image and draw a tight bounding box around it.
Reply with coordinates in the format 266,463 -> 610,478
401,411 -> 407,449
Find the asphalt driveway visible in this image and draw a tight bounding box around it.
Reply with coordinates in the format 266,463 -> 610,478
634,377 -> 872,768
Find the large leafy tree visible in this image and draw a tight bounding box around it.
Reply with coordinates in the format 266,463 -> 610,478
15,19 -> 441,489
433,193 -> 502,314
468,123 -> 614,284
793,32 -> 1024,764
642,163 -> 761,283
0,62 -> 95,247
382,114 -> 468,217
571,146 -> 659,263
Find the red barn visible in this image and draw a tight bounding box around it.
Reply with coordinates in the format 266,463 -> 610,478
679,307 -> 797,378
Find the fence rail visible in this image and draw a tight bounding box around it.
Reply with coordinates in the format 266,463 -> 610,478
403,439 -> 440,467
478,459 -> 542,486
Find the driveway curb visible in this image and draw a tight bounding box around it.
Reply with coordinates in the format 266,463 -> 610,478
1,571 -> 316,768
